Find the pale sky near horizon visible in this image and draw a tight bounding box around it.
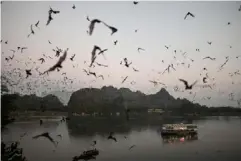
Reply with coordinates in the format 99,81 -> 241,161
1,1 -> 241,107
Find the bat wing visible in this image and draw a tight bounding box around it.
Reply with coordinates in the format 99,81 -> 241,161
35,21 -> 39,26
46,15 -> 52,26
191,80 -> 198,86
98,49 -> 108,55
44,65 -> 57,73
190,12 -> 195,17
110,26 -> 118,35
46,135 -> 56,145
32,134 -> 43,139
179,79 -> 188,87
129,145 -> 136,150
122,76 -> 128,83
203,57 -> 208,59
89,21 -> 96,35
203,77 -> 206,82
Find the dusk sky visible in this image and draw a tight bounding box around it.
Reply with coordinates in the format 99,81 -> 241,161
1,1 -> 241,107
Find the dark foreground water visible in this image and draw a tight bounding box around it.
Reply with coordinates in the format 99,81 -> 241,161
2,116 -> 241,161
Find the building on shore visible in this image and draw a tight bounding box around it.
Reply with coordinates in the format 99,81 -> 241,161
148,108 -> 164,114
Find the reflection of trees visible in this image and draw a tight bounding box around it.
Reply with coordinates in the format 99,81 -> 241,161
1,85 -> 27,161
1,94 -> 20,129
66,117 -> 132,137
65,116 -> 197,138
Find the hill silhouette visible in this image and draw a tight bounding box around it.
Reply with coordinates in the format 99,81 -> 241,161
68,86 -> 241,116
2,86 -> 241,116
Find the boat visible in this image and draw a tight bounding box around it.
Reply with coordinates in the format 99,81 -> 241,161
161,123 -> 198,136
72,149 -> 99,161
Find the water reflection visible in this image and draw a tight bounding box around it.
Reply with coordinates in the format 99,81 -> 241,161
161,134 -> 198,144
2,117 -> 241,161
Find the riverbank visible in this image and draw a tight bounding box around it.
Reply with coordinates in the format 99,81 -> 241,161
10,111 -> 68,121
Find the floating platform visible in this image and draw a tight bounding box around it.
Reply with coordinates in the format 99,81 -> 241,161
161,123 -> 198,136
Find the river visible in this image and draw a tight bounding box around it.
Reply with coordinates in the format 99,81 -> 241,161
2,116 -> 241,161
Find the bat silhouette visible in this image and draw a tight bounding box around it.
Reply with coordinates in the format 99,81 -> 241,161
207,41 -> 212,45
96,62 -> 108,67
35,20 -> 40,28
122,76 -> 128,84
20,47 -> 28,53
129,145 -> 136,150
184,12 -> 195,20
90,45 -> 101,67
107,132 -> 117,142
137,47 -> 145,53
70,54 -> 76,61
203,56 -> 216,60
102,22 -> 118,35
25,69 -> 32,78
38,58 -> 45,64
32,132 -> 57,147
98,75 -> 104,80
133,67 -> 139,72
89,71 -> 97,77
72,4 -> 76,9
27,25 -> 35,38
42,48 -> 68,74
203,77 -> 207,83
88,19 -> 102,36
179,79 -> 197,90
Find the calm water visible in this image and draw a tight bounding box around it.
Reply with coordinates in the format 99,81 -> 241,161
2,117 -> 241,161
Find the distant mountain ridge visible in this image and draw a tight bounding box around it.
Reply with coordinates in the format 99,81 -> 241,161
4,94 -> 66,111
68,86 -> 198,113
68,86 -> 241,116
2,86 -> 241,116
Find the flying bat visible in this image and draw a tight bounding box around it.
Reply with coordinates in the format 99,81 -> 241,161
38,58 -> 45,64
184,12 -> 195,20
88,19 -> 102,36
137,47 -> 145,53
27,24 -> 35,37
133,67 -> 139,72
102,22 -> 118,35
107,132 -> 117,142
35,20 -> 40,28
129,145 -> 136,150
207,41 -> 212,45
72,4 -> 76,9
122,76 -> 128,84
90,45 -> 101,67
203,56 -> 216,60
179,79 -> 198,90
70,54 -> 76,61
25,69 -> 32,78
42,48 -> 68,74
32,132 -> 57,147
203,77 -> 207,83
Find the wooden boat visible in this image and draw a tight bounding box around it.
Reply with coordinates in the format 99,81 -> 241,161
161,123 -> 198,136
